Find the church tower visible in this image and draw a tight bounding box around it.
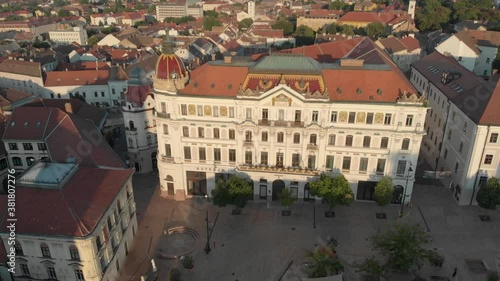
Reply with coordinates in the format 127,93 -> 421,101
408,0 -> 416,20
153,32 -> 189,94
248,1 -> 256,21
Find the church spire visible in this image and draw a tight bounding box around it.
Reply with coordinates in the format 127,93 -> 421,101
162,29 -> 174,54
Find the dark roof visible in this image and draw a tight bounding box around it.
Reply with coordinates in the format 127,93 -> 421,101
0,59 -> 41,77
412,52 -> 500,125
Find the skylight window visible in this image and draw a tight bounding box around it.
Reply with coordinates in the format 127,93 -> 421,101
10,121 -> 15,126
24,122 -> 28,127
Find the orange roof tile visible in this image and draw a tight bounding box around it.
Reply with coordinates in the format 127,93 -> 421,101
399,36 -> 420,52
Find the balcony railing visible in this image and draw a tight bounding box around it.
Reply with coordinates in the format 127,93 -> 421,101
243,140 -> 253,146
291,121 -> 304,127
157,112 -> 171,118
258,119 -> 270,125
238,164 -> 320,176
161,155 -> 174,162
307,143 -> 318,150
273,120 -> 288,127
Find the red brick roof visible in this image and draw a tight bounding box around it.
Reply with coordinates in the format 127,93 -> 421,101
399,36 -> 420,52
279,37 -> 364,63
0,168 -> 133,237
338,11 -> 398,24
44,68 -> 126,87
1,88 -> 32,103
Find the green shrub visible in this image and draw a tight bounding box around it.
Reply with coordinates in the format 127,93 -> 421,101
488,271 -> 499,281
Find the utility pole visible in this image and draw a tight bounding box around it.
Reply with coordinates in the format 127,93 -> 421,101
205,209 -> 211,254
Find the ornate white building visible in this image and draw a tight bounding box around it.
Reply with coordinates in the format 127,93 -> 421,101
153,37 -> 427,202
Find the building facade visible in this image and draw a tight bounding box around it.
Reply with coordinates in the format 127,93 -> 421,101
411,51 -> 500,205
153,39 -> 427,202
156,1 -> 190,21
49,26 -> 88,46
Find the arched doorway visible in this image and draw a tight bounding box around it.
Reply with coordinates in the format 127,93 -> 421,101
304,183 -> 314,202
391,185 -> 404,204
246,178 -> 254,200
259,179 -> 267,199
151,152 -> 158,170
166,175 -> 174,195
272,180 -> 285,201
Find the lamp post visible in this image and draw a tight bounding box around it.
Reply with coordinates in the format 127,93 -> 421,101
399,163 -> 413,218
205,195 -> 211,254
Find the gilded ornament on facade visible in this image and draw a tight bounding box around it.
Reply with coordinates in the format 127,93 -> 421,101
204,105 -> 212,116
356,112 -> 366,123
374,113 -> 384,124
220,106 -> 228,117
259,79 -> 274,90
294,80 -> 310,92
338,111 -> 348,123
188,104 -> 196,115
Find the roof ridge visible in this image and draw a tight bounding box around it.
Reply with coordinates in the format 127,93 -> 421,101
44,108 -> 67,140
66,112 -> 100,168
343,37 -> 369,58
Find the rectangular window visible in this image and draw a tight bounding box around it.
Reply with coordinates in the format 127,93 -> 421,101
214,148 -> 221,161
342,156 -> 351,171
307,155 -> 316,169
70,247 -> 80,260
455,162 -> 459,173
326,155 -> 334,169
38,143 -> 46,150
163,124 -> 169,135
181,104 -> 187,115
184,146 -> 191,160
459,142 -> 463,153
197,105 -> 203,116
75,269 -> 85,281
396,160 -> 407,176
366,113 -> 374,124
246,108 -> 252,120
20,264 -> 30,276
292,153 -> 300,167
330,111 -> 338,122
490,133 -> 498,143
261,131 -> 268,142
348,112 -> 356,123
229,149 -> 236,162
245,151 -> 252,165
293,133 -> 300,144
484,154 -> 493,164
262,108 -> 268,120
41,245 -> 51,258
198,127 -> 204,138
213,128 -> 220,139
405,115 -> 413,126
384,114 -> 392,125
311,111 -> 318,123
380,137 -> 388,149
376,159 -> 385,174
94,92 -> 98,97
47,267 -> 57,279
213,106 -> 219,117
275,152 -> 284,167
165,144 -> 171,157
101,91 -> 105,97
294,110 -> 301,122
23,143 -> 33,150
359,157 -> 368,172
444,148 -> 448,159
199,147 -> 206,161
8,143 -> 18,150
229,107 -> 235,118
261,152 -> 268,165
448,129 -> 452,140
161,102 -> 166,113
310,134 -> 317,145
182,126 -> 189,137
463,122 -> 467,133
229,129 -> 235,140
278,109 -> 285,121
345,135 -> 353,147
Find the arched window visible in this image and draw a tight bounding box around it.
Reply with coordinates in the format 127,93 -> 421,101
363,136 -> 371,148
277,132 -> 284,143
164,175 -> 174,195
26,157 -> 35,166
402,138 -> 410,150
310,134 -> 317,145
261,131 -> 268,142
128,138 -> 133,148
293,133 -> 300,144
12,157 -> 22,167
245,131 -> 252,141
129,120 -> 135,130
345,135 -> 353,147
69,246 -> 80,260
328,134 -> 335,145
40,243 -> 51,258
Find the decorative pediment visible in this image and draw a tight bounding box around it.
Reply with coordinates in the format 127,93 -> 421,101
272,93 -> 293,106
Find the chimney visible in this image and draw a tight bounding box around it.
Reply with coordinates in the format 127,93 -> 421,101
211,53 -> 216,61
65,102 -> 73,113
224,55 -> 232,63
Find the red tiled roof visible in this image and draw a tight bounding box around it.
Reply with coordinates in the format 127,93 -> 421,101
280,37 -> 364,63
44,69 -> 114,86
338,11 -> 398,24
378,37 -> 407,53
399,36 -> 420,52
308,9 -> 342,17
481,78 -> 500,125
0,168 -> 133,237
466,30 -> 500,47
252,29 -> 284,38
2,88 -> 32,103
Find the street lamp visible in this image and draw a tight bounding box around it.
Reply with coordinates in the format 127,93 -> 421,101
399,163 -> 413,218
205,208 -> 211,254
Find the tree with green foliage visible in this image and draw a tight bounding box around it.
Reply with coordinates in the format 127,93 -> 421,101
203,16 -> 222,31
4,15 -> 24,21
341,25 -> 355,36
371,223 -> 444,272
374,176 -> 394,213
101,26 -> 119,34
326,23 -> 341,34
204,10 -> 219,18
33,41 -> 51,49
295,25 -> 315,46
79,0 -> 89,4
278,188 -> 297,209
211,176 -> 252,209
366,22 -> 385,37
304,239 -> 344,278
415,0 -> 451,31
87,36 -> 99,46
487,271 -> 500,281
181,255 -> 194,269
148,5 -> 157,14
452,0 -> 493,22
167,268 -> 182,281
272,17 -> 294,36
275,41 -> 295,50
164,16 -> 195,25
355,257 -> 389,281
57,9 -> 71,17
328,0 -> 351,11
476,177 -> 500,214
53,0 -> 69,8
238,18 -> 253,30
309,173 -> 354,211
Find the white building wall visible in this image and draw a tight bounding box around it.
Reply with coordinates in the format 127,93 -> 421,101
435,36 -> 478,72
154,85 -> 426,202
0,72 -> 44,96
49,27 -> 88,46
475,45 -> 497,77
44,82 -> 126,108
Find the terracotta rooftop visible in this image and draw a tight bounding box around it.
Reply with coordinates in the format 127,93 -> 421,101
466,30 -> 500,47
378,37 -> 408,53
399,36 -> 421,52
0,167 -> 133,237
412,52 -> 500,125
338,11 -> 400,24
1,88 -> 32,104
3,107 -> 124,168
0,59 -> 41,77
44,67 -> 128,87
